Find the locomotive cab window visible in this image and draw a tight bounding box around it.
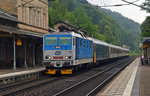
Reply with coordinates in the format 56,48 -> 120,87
84,41 -> 86,47
45,37 -> 57,45
80,40 -> 82,47
90,42 -> 92,48
87,42 -> 89,47
59,37 -> 71,45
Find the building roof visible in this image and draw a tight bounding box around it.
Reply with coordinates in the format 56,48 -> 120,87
0,26 -> 44,37
49,27 -> 58,33
54,21 -> 88,35
0,10 -> 19,22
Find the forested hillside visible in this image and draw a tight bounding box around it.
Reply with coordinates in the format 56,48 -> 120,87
100,8 -> 141,51
141,16 -> 150,37
48,0 -> 141,52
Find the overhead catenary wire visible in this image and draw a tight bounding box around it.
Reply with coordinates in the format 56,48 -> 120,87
121,0 -> 150,12
121,0 -> 141,7
97,0 -> 140,7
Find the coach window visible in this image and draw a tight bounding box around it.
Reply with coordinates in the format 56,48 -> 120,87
80,40 -> 82,47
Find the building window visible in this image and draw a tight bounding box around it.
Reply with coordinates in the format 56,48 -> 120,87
29,7 -> 32,25
22,5 -> 25,23
0,38 -> 5,60
34,10 -> 36,26
38,11 -> 40,27
43,13 -> 46,28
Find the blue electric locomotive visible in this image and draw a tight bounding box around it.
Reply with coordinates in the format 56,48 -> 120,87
43,32 -> 93,74
43,31 -> 129,74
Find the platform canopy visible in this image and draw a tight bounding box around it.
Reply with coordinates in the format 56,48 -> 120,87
143,37 -> 150,43
142,37 -> 150,49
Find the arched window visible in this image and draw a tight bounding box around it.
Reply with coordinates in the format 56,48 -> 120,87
43,13 -> 46,28
34,9 -> 36,26
29,7 -> 32,25
22,5 -> 25,23
38,11 -> 40,27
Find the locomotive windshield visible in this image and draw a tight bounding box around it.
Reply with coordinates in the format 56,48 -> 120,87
59,37 -> 71,45
45,37 -> 57,45
44,34 -> 72,50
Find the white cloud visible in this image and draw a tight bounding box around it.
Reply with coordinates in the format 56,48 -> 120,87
87,0 -> 149,24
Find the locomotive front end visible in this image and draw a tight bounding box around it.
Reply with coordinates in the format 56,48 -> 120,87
43,34 -> 73,74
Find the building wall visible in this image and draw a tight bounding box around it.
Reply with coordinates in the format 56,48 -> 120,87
17,0 -> 49,33
0,0 -> 48,68
0,0 -> 49,33
0,0 -> 17,15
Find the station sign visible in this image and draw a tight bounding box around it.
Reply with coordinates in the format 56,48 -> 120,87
142,44 -> 148,49
17,38 -> 22,46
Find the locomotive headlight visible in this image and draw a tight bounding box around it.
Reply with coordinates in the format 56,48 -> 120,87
65,56 -> 71,59
45,56 -> 51,60
48,56 -> 51,59
65,56 -> 69,59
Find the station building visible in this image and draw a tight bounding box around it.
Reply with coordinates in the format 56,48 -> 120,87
0,0 -> 49,69
142,37 -> 150,65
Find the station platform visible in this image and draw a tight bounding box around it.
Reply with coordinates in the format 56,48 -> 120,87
97,57 -> 148,96
0,66 -> 45,86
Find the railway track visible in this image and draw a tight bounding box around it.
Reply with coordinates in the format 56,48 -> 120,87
0,76 -> 60,96
0,56 -> 136,96
53,56 -> 136,96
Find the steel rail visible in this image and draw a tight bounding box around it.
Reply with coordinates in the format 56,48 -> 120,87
86,56 -> 136,96
0,63 -> 95,96
0,76 -> 59,96
53,56 -> 136,96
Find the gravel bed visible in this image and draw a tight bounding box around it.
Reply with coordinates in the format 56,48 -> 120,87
16,57 -> 130,96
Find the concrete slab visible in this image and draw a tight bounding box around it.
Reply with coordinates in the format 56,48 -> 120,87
97,58 -> 140,96
0,66 -> 45,86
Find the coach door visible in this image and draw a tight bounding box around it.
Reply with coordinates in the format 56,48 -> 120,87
94,44 -> 96,64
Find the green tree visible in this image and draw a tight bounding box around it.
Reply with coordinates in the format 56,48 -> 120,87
68,8 -> 105,40
141,16 -> 150,37
48,0 -> 141,52
49,0 -> 69,27
141,1 -> 150,13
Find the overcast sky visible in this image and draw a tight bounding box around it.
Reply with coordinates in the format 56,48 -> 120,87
87,0 -> 150,24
